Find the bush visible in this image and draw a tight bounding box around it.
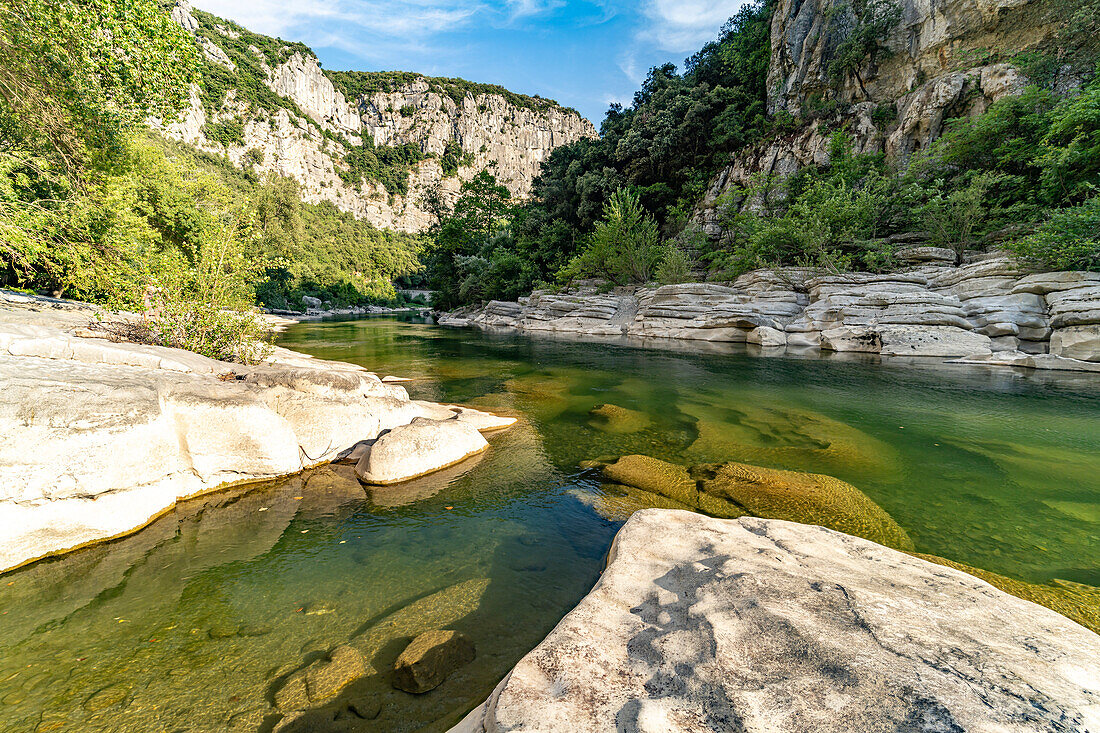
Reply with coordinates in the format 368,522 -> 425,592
1008,196 -> 1100,271
205,119 -> 245,147
657,246 -> 694,284
559,190 -> 668,285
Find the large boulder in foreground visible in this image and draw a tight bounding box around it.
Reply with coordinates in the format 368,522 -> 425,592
452,511 -> 1100,733
355,417 -> 489,485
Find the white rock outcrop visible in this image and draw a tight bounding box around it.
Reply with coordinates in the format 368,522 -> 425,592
355,417 -> 489,485
0,294 -> 511,572
160,3 -> 596,233
444,259 -> 1100,366
453,510 -> 1100,732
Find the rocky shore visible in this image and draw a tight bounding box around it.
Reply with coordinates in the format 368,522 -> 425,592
439,255 -> 1100,371
453,510 -> 1100,732
0,290 -> 512,573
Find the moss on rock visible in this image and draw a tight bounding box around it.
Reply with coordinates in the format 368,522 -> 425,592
599,454 -> 911,551
585,484 -> 697,522
693,462 -> 913,551
602,455 -> 699,507
588,404 -> 652,434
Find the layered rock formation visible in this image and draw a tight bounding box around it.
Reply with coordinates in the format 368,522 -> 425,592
0,291 -> 510,572
452,510 -> 1100,732
696,0 -> 1059,233
160,2 -> 595,233
440,258 -> 1100,368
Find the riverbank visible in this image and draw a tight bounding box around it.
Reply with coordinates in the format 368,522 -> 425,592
439,255 -> 1100,372
0,291 -> 512,573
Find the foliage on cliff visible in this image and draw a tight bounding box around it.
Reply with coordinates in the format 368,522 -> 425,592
326,70 -> 579,117
0,0 -> 420,323
427,0 -> 1100,308
422,0 -> 775,307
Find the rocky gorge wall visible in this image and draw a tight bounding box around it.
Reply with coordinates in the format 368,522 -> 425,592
158,2 -> 596,233
440,253 -> 1100,370
695,0 -> 1061,235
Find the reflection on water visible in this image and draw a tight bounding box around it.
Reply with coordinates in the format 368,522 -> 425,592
2,316 -> 1099,732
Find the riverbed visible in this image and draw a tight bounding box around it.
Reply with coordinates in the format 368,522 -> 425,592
2,316 -> 1098,732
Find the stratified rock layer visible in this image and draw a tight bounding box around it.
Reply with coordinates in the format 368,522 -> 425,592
452,511 -> 1100,733
442,259 -> 1100,367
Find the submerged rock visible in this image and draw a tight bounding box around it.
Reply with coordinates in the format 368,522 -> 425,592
393,630 -> 476,694
587,404 -> 652,434
275,646 -> 368,712
599,455 -> 911,550
602,455 -> 697,506
355,417 -> 489,485
452,511 -> 1100,733
692,461 -> 913,551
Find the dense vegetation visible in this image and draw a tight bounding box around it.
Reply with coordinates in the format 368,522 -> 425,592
0,0 -> 420,361
326,70 -> 579,116
425,0 -> 1100,308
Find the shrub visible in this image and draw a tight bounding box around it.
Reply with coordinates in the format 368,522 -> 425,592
657,246 -> 694,284
1007,196 -> 1100,271
205,119 -> 245,147
559,190 -> 668,285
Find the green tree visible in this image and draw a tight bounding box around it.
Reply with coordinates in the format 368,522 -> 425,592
560,189 -> 667,285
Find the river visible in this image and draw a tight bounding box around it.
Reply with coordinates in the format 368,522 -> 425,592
1,316 -> 1098,732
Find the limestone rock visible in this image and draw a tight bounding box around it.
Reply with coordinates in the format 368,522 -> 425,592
305,646 -> 368,704
588,404 -> 651,434
0,298 -> 485,572
821,324 -> 992,357
392,630 -> 475,694
159,12 -> 596,234
1049,325 -> 1100,362
355,417 -> 489,485
452,511 -> 1100,733
276,646 -> 368,712
449,406 -> 518,432
602,456 -> 697,507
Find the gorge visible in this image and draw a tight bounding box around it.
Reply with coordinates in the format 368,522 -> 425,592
1,0 -> 1099,731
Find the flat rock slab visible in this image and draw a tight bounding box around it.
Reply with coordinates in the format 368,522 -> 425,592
453,511 -> 1100,733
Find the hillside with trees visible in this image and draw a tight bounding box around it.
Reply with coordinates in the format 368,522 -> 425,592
424,0 -> 1100,309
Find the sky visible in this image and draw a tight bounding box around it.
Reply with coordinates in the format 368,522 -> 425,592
191,0 -> 752,125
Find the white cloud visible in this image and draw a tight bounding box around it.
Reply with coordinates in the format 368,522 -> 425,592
639,0 -> 750,51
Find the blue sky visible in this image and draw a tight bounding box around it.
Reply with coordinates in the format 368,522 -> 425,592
191,0 -> 752,125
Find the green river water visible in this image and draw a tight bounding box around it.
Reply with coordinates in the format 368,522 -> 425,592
1,316 -> 1099,732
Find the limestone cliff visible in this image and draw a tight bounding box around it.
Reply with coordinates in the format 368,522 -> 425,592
696,0 -> 1061,235
158,2 -> 596,233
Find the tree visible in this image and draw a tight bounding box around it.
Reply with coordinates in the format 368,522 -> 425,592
424,170 -> 515,308
560,189 -> 667,285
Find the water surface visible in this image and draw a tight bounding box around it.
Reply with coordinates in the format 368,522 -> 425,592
2,317 -> 1098,732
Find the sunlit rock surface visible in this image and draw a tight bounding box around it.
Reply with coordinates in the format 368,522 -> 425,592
443,259 -> 1100,366
453,511 -> 1100,733
0,292 -> 510,571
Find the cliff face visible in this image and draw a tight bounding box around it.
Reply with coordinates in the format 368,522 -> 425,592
158,2 -> 596,233
696,0 -> 1058,235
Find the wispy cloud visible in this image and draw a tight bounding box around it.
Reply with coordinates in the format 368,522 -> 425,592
638,0 -> 750,52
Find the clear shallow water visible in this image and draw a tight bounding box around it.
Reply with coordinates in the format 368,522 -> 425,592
2,316 -> 1099,732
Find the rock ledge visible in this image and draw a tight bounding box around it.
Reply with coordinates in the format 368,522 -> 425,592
452,510 -> 1100,732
